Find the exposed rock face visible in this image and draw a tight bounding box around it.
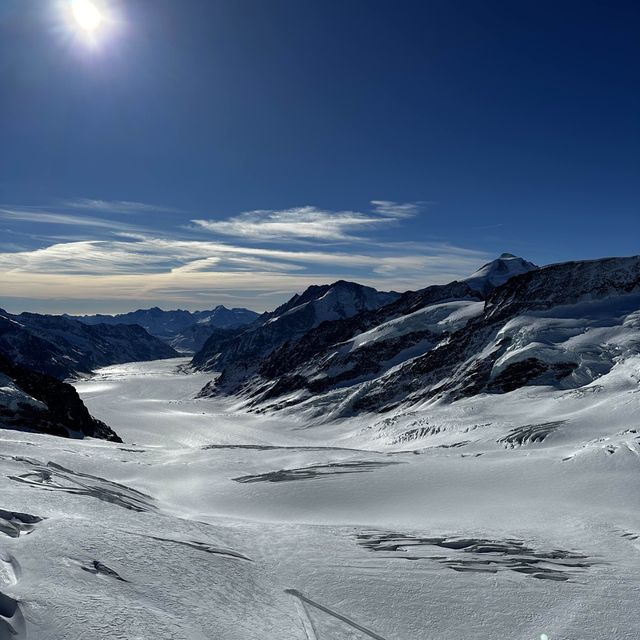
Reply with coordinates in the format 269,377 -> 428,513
196,255 -> 640,419
486,358 -> 577,393
484,256 -> 640,320
258,281 -> 482,381
191,280 -> 400,372
0,310 -> 178,380
343,255 -> 640,415
0,353 -> 121,441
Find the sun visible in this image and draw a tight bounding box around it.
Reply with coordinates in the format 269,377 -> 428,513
71,0 -> 103,33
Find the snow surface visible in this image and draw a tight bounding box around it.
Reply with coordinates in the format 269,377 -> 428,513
350,300 -> 484,350
0,357 -> 639,638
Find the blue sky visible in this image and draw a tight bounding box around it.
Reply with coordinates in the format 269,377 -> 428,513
1,0 -> 639,313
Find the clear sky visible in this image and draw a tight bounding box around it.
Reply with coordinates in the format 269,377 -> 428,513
1,0 -> 639,313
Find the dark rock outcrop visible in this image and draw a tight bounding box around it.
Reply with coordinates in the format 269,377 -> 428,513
0,353 -> 121,441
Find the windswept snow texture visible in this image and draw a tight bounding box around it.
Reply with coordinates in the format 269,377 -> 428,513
0,356 -> 636,638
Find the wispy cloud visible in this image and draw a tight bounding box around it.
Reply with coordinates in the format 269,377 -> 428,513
370,200 -> 427,218
0,237 -> 435,275
0,234 -> 491,309
192,201 -> 422,242
0,207 -> 144,232
0,198 -> 495,312
63,198 -> 180,214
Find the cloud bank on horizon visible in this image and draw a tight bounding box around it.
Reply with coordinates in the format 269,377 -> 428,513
0,198 -> 492,314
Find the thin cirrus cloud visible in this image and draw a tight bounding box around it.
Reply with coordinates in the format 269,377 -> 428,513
0,199 -> 492,311
0,207 -> 147,233
63,198 -> 181,214
0,237 -> 454,275
191,201 -> 424,242
0,234 -> 491,298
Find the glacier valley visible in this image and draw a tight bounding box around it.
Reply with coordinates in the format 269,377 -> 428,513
0,354 -> 638,639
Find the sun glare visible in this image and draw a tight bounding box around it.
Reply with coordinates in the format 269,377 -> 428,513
71,0 -> 103,32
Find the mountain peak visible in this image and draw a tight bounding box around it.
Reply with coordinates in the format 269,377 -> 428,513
466,254 -> 538,294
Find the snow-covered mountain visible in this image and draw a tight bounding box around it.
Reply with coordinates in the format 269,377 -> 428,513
197,255 -> 640,421
465,252 -> 538,294
73,305 -> 259,353
168,307 -> 261,353
340,255 -> 640,416
194,256 -> 522,401
197,305 -> 260,328
0,310 -> 178,380
0,352 -> 120,441
190,280 -> 399,374
202,279 -> 483,399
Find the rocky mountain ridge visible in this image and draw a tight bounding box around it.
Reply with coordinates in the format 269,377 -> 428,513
196,255 -> 640,421
0,309 -> 178,380
191,280 -> 399,372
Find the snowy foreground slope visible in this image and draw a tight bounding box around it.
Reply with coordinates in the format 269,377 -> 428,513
0,357 -> 638,639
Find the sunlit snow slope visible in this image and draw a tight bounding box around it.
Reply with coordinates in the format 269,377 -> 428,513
0,356 -> 638,639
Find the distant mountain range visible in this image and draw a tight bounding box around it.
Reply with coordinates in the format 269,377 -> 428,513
193,254 -> 640,421
72,305 -> 260,353
3,252 -> 640,441
0,309 -> 178,380
0,303 -> 257,441
0,301 -> 261,440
